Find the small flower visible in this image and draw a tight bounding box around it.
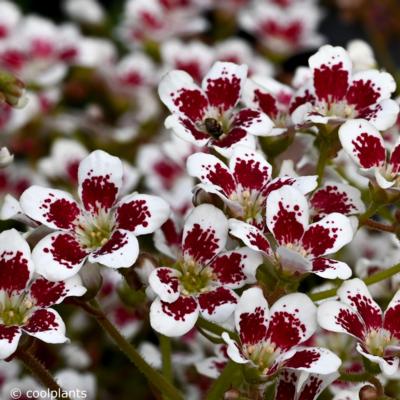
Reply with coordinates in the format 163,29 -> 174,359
0,70 -> 26,107
230,186 -> 354,279
20,150 -> 170,281
187,146 -> 317,226
318,278 -> 400,375
0,229 -> 86,359
291,45 -> 399,130
158,61 -> 274,156
222,287 -> 341,377
149,204 -> 262,336
339,119 -> 400,191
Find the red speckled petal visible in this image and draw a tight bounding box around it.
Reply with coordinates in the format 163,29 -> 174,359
198,287 -> 238,322
32,232 -> 87,282
0,325 -> 21,359
229,219 -> 271,255
23,308 -> 67,343
337,278 -> 382,331
234,287 -> 269,346
210,248 -> 262,288
266,186 -> 309,246
187,152 -> 236,197
311,257 -> 352,280
89,229 -> 139,269
339,119 -> 386,169
296,372 -> 340,400
158,69 -> 208,122
20,186 -> 81,230
182,204 -> 228,264
202,61 -> 247,111
115,193 -> 170,236
0,229 -> 34,294
150,296 -> 199,337
302,212 -> 353,257
309,45 -> 351,103
274,369 -> 298,400
389,139 -> 400,175
317,300 -> 367,340
232,108 -> 274,136
29,275 -> 86,307
78,150 -> 123,214
229,146 -> 272,192
149,267 -> 181,303
267,293 -> 317,350
384,289 -> 400,339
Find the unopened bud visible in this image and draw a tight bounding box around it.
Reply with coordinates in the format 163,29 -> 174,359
0,70 -> 26,107
359,385 -> 378,400
0,147 -> 13,167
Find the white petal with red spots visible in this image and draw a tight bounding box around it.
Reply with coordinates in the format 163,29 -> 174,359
311,258 -> 352,280
78,150 -> 123,213
20,186 -> 81,230
149,267 -> 181,303
221,332 -> 248,364
150,296 -> 199,337
0,326 -> 22,359
198,287 -> 238,323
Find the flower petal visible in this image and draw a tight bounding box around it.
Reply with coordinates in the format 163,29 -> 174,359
337,278 -> 382,331
266,186 -> 309,246
153,218 -> 182,259
182,204 -> 228,264
116,193 -> 170,236
229,146 -> 272,192
384,289 -> 400,339
274,370 -> 298,400
158,69 -> 208,121
312,258 -> 352,280
309,45 -> 351,103
199,287 -> 238,323
23,309 -> 67,343
88,229 -> 139,269
389,138 -> 400,175
232,108 -> 274,136
302,213 -> 353,257
0,229 -> 34,294
210,248 -> 262,288
221,332 -> 248,364
310,182 -> 365,220
150,296 -> 199,337
267,293 -> 317,350
0,325 -> 21,359
187,152 -> 236,197
234,287 -> 269,346
202,61 -> 247,111
149,267 -> 181,303
229,219 -> 271,254
365,98 -> 399,131
78,150 -> 123,213
29,275 -> 86,308
356,343 -> 399,376
338,119 -> 386,169
282,347 -> 342,374
165,114 -> 209,146
32,232 -> 87,281
20,186 -> 81,230
317,300 -> 366,340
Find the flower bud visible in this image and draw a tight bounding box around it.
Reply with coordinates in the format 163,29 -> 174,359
0,147 -> 13,168
359,385 -> 379,400
0,70 -> 26,107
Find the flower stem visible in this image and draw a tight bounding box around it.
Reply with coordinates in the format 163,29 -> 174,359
159,334 -> 173,384
16,347 -> 70,400
309,262 -> 400,301
364,219 -> 395,233
86,299 -> 184,400
205,361 -> 241,400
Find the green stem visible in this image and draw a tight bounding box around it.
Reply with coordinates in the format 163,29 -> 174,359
159,334 -> 173,384
197,317 -> 238,341
359,201 -> 381,225
87,299 -> 184,400
16,348 -> 70,400
205,361 -> 241,400
316,144 -> 328,186
309,262 -> 400,301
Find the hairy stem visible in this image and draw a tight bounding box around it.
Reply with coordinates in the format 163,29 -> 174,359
85,299 -> 184,400
364,219 -> 396,233
309,262 -> 400,301
159,334 -> 173,384
16,347 -> 70,400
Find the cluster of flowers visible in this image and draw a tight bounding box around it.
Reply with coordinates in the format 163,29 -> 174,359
1,0 -> 400,399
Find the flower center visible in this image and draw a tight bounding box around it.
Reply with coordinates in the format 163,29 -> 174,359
0,295 -> 33,326
246,341 -> 279,373
365,329 -> 395,357
229,190 -> 264,223
75,209 -> 115,250
316,101 -> 356,119
177,259 -> 214,295
204,117 -> 224,139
